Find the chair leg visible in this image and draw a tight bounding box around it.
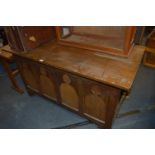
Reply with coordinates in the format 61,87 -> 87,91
1,60 -> 24,94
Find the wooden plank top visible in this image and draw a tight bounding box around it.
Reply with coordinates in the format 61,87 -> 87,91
0,48 -> 13,60
2,41 -> 145,91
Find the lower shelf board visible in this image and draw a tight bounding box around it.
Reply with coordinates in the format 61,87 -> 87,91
84,113 -> 105,124
62,102 -> 79,111
27,85 -> 39,93
42,93 -> 57,102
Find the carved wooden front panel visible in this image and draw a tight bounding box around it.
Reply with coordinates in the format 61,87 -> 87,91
21,61 -> 39,90
39,66 -> 57,101
16,56 -> 121,128
82,82 -> 108,123
57,72 -> 81,111
82,79 -> 121,125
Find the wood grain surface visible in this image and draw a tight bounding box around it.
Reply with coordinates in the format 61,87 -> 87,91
2,41 -> 145,91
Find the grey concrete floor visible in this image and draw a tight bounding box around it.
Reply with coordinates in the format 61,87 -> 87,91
0,63 -> 155,129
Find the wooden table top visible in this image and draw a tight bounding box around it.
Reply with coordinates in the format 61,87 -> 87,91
0,48 -> 13,60
2,41 -> 145,91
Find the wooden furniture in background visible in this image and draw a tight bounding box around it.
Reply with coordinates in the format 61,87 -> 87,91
4,26 -> 56,52
143,29 -> 155,68
134,26 -> 145,45
0,27 -> 8,47
143,47 -> 155,68
55,26 -> 136,57
0,48 -> 24,94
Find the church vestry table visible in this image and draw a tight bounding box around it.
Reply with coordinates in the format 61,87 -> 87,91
2,41 -> 145,128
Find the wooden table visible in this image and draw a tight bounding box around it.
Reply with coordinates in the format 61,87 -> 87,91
1,42 -> 145,128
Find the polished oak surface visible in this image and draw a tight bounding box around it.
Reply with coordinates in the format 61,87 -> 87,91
2,41 -> 145,91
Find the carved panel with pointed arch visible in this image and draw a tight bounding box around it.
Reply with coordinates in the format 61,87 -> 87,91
39,67 -> 57,101
81,78 -> 121,127
57,71 -> 81,111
